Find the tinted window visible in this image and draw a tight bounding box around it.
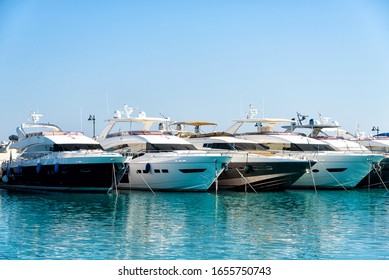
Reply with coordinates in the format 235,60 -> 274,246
289,143 -> 335,151
146,143 -> 197,151
233,143 -> 267,151
52,143 -> 103,151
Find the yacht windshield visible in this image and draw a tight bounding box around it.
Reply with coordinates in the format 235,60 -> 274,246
146,143 -> 197,151
233,142 -> 267,151
203,142 -> 266,151
52,143 -> 103,151
287,143 -> 335,152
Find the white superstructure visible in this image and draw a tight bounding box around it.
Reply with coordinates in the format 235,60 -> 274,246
97,106 -> 231,192
226,107 -> 383,189
1,112 -> 125,192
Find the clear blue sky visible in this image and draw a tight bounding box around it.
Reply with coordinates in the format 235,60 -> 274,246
1,0 -> 389,140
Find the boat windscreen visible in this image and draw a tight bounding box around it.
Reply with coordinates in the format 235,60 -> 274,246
52,143 -> 103,151
233,142 -> 267,151
146,143 -> 197,151
202,142 -> 267,151
288,143 -> 336,152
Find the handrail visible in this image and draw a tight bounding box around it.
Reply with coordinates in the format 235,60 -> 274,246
9,150 -> 118,162
126,149 -> 235,158
106,130 -> 173,138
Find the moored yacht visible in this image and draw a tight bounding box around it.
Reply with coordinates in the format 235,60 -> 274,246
226,107 -> 383,190
1,112 -> 126,192
285,113 -> 387,188
97,106 -> 231,192
173,121 -> 314,192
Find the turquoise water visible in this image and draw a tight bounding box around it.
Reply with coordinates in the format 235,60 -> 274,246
1,188 -> 389,260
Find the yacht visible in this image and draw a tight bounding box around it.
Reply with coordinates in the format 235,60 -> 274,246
1,112 -> 126,192
226,107 -> 383,190
173,121 -> 314,192
285,113 -> 387,189
97,106 -> 231,192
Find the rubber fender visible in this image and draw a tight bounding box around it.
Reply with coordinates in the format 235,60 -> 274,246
243,165 -> 252,174
54,163 -> 60,174
2,175 -> 8,183
36,163 -> 41,173
144,163 -> 151,173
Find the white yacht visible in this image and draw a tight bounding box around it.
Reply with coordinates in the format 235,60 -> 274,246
97,106 -> 231,192
173,121 -> 314,192
285,113 -> 386,188
1,112 -> 126,192
226,107 -> 383,190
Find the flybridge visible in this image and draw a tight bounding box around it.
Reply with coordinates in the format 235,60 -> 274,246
16,112 -> 63,139
286,112 -> 356,139
25,131 -> 83,138
106,130 -> 170,138
112,104 -> 170,124
99,104 -> 171,140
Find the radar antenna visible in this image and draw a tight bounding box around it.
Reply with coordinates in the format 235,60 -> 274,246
246,104 -> 259,119
30,112 -> 43,123
122,104 -> 138,118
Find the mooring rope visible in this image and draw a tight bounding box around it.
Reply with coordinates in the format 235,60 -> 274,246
235,168 -> 258,193
136,171 -> 156,195
316,161 -> 348,192
371,163 -> 389,192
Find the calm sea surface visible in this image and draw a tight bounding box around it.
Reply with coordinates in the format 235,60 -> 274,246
1,188 -> 389,260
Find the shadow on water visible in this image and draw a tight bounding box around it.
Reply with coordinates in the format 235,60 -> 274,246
1,188 -> 388,260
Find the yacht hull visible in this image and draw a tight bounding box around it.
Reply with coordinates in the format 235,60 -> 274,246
118,152 -> 230,192
1,154 -> 125,192
212,158 -> 312,192
290,152 -> 382,189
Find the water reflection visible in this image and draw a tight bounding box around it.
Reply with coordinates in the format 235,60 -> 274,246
0,188 -> 388,259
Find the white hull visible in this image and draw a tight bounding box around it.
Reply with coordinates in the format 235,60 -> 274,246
289,151 -> 382,189
238,129 -> 383,189
118,151 -> 230,191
